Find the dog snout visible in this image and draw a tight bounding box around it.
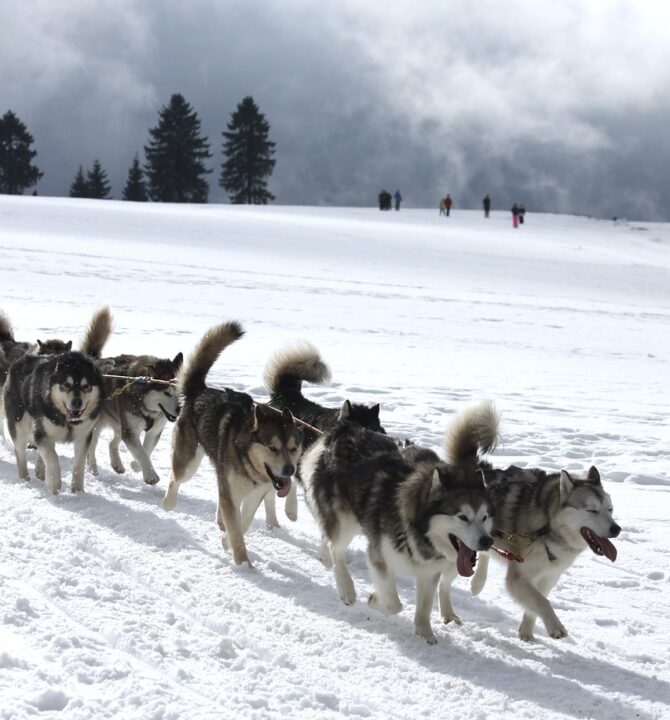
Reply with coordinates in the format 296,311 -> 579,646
282,464 -> 295,477
70,396 -> 83,410
480,535 -> 493,550
610,523 -> 621,537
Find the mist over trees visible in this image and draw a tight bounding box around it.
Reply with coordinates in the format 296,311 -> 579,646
0,110 -> 43,195
220,96 -> 276,204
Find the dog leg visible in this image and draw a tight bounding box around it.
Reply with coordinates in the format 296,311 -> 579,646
123,427 -> 160,485
262,492 -> 280,529
86,421 -> 103,476
35,453 -> 45,481
414,573 -> 440,645
438,567 -> 462,625
241,485 -> 270,533
284,481 -> 298,522
11,420 -> 31,480
329,530 -> 357,605
108,427 -> 125,474
367,545 -> 402,614
38,441 -> 62,495
71,431 -> 91,493
506,565 -> 566,641
216,467 -> 250,567
131,426 -> 163,472
163,420 -> 202,510
318,537 -> 333,568
470,552 -> 489,596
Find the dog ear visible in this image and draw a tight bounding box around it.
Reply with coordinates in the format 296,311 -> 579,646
65,340 -> 72,351
371,404 -> 380,418
431,467 -> 443,491
338,400 -> 351,421
559,470 -> 574,499
586,466 -> 601,484
37,339 -> 44,349
173,352 -> 184,370
281,407 -> 294,424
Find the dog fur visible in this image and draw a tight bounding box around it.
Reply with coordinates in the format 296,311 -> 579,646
162,322 -> 303,566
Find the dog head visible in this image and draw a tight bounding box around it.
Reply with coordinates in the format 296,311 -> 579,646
143,353 -> 184,422
420,465 -> 494,577
35,339 -> 73,355
49,352 -> 103,425
560,466 -> 620,561
347,402 -> 386,434
248,405 -> 303,497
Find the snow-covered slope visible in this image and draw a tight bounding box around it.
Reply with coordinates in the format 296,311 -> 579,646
0,197 -> 668,719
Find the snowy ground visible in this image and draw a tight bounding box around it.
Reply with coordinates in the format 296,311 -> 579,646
0,196 -> 668,720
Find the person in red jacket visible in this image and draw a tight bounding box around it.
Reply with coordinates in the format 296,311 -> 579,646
444,194 -> 453,217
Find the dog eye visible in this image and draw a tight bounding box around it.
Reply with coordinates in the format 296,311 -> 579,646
458,514 -> 468,522
61,383 -> 72,391
81,385 -> 91,393
268,446 -> 279,454
587,509 -> 598,514
481,514 -> 488,522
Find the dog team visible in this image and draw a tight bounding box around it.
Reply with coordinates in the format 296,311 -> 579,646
0,307 -> 621,645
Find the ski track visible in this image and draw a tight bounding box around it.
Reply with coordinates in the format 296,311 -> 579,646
0,199 -> 669,720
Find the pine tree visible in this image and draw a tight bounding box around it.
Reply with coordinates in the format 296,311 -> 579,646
144,93 -> 212,203
0,110 -> 43,194
220,96 -> 276,204
122,155 -> 148,201
69,166 -> 89,198
86,159 -> 111,199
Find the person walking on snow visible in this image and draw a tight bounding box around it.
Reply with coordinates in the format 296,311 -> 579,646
394,190 -> 402,211
519,203 -> 526,224
444,194 -> 452,217
483,194 -> 491,218
511,203 -> 520,228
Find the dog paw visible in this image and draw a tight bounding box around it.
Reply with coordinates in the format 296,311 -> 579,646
415,624 -> 438,645
266,519 -> 280,530
111,461 -> 126,475
46,477 -> 62,495
442,613 -> 462,626
144,471 -> 160,486
369,593 -> 402,615
519,630 -> 535,642
547,620 -> 568,639
130,460 -> 140,472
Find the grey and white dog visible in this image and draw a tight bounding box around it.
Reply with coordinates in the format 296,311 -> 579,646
2,306 -> 112,494
298,399 -> 499,644
88,351 -> 183,485
162,322 -> 303,566
446,414 -> 621,640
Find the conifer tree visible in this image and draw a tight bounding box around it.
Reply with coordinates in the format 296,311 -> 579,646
122,155 -> 148,201
86,159 -> 111,199
144,93 -> 212,203
69,166 -> 89,198
220,96 -> 276,204
0,110 -> 43,194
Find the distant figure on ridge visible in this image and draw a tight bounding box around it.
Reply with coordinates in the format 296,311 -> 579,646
519,203 -> 526,224
511,203 -> 520,228
378,190 -> 392,211
394,189 -> 402,211
444,194 -> 452,217
483,194 -> 491,218
439,198 -> 447,216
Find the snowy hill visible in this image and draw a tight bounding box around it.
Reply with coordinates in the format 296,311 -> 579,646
0,196 -> 668,720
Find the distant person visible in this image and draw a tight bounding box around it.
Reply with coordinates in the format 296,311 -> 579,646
519,204 -> 526,224
394,189 -> 402,211
378,190 -> 391,211
444,194 -> 452,217
511,203 -> 520,228
439,198 -> 447,216
483,194 -> 491,218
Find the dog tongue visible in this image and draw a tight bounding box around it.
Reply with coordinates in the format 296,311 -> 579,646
66,409 -> 81,422
456,543 -> 475,577
275,476 -> 291,498
595,535 -> 617,562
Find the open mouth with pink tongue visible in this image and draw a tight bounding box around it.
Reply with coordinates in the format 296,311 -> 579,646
581,527 -> 617,562
264,464 -> 291,498
449,534 -> 477,577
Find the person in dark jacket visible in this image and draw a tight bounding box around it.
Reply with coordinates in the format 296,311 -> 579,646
444,194 -> 453,217
394,190 -> 402,211
519,204 -> 526,224
483,194 -> 491,218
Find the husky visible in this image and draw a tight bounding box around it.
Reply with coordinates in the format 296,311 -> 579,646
263,342 -> 386,527
298,399 -> 498,644
2,306 -> 112,494
88,352 -> 183,485
162,322 -> 303,566
445,415 -> 621,641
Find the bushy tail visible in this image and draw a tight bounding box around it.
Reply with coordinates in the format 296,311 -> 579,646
0,310 -> 14,342
179,321 -> 245,399
444,399 -> 500,465
80,305 -> 113,358
263,342 -> 331,397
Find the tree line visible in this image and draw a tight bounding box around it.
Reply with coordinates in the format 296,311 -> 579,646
0,94 -> 276,204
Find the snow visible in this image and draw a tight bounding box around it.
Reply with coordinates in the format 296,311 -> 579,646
0,196 -> 669,720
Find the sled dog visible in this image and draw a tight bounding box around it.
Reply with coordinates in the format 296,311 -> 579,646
2,306 -> 112,493
263,342 -> 386,526
445,414 -> 622,641
88,351 -> 183,485
162,322 -> 303,566
298,399 -> 498,644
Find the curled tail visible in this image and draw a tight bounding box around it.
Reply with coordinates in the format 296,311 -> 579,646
444,399 -> 500,465
179,321 -> 244,399
80,305 -> 113,358
263,342 -> 331,398
0,310 -> 15,342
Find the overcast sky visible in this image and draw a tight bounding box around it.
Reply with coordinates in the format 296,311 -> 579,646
2,0 -> 669,219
